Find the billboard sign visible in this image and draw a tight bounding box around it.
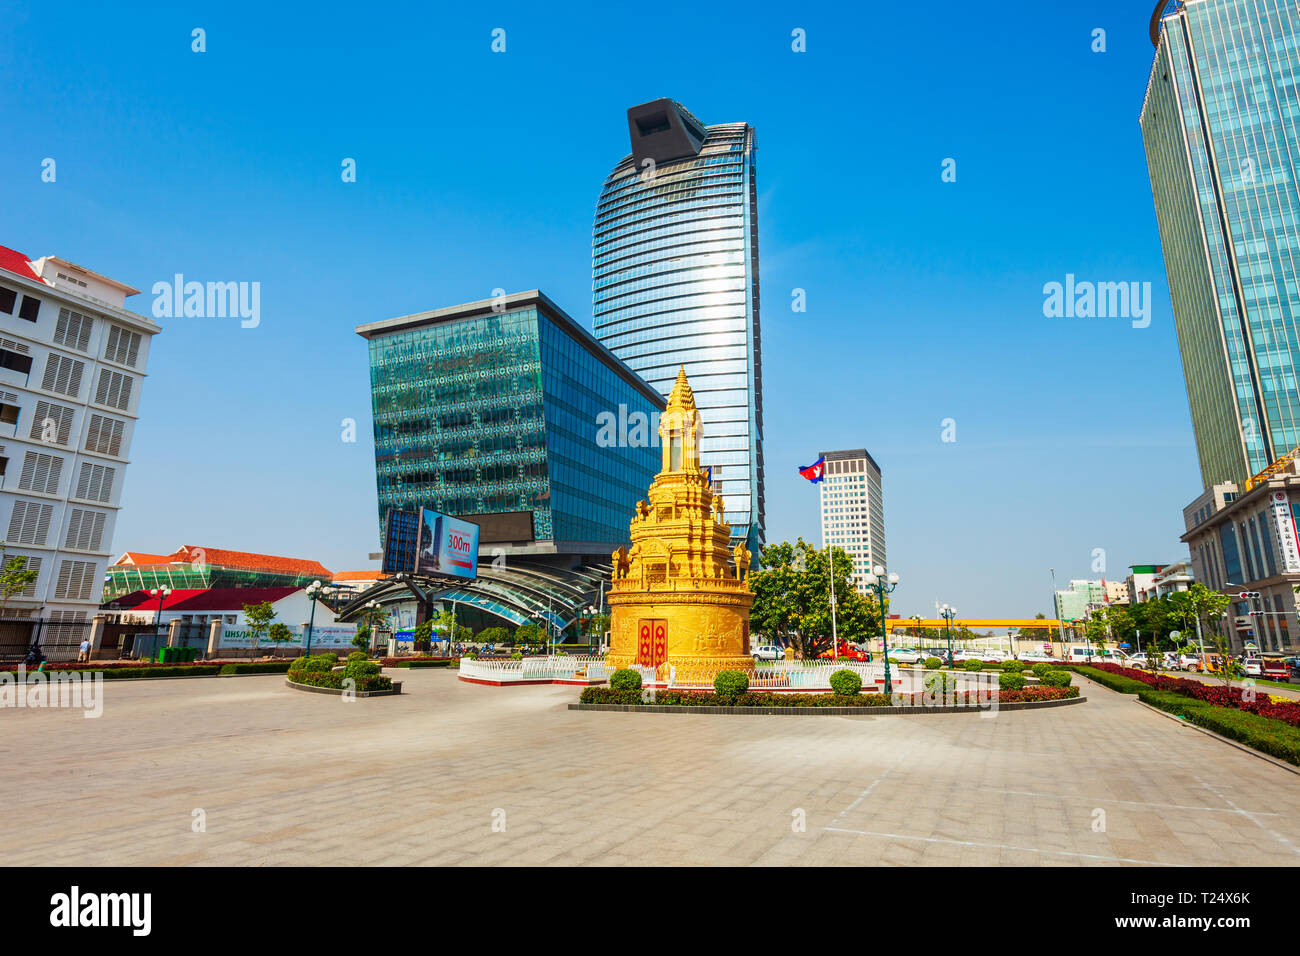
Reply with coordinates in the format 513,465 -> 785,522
416,507 -> 479,580
219,623 -> 357,649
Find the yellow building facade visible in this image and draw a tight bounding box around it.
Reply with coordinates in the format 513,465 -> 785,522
606,368 -> 755,683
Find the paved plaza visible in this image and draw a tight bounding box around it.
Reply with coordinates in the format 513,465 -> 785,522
4,671 -> 1299,866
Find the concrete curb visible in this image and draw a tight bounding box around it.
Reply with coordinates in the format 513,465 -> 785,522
1132,699 -> 1300,777
567,695 -> 1085,716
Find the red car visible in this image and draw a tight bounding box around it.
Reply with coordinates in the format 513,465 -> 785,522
818,641 -> 870,662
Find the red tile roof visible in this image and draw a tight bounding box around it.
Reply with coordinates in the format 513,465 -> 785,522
331,570 -> 389,582
107,587 -> 303,612
110,545 -> 331,577
0,246 -> 43,284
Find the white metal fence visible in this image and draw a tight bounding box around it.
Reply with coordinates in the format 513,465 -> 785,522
459,655 -> 945,692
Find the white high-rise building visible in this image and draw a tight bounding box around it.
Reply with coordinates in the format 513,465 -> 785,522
0,245 -> 158,634
817,448 -> 885,593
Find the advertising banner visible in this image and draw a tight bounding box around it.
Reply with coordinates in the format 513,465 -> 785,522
220,623 -> 357,649
1270,491 -> 1300,574
416,507 -> 479,580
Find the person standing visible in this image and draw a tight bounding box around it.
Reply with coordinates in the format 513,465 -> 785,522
77,637 -> 91,663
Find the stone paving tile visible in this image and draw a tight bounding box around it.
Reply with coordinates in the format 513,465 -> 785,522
4,671 -> 1300,866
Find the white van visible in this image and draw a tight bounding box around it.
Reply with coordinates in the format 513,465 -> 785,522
1066,647 -> 1117,663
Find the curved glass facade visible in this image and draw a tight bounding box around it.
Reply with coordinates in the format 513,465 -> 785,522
1143,0 -> 1300,485
593,113 -> 765,558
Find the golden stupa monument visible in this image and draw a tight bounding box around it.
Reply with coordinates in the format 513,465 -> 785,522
606,367 -> 755,683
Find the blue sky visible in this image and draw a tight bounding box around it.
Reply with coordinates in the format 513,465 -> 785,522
0,0 -> 1198,617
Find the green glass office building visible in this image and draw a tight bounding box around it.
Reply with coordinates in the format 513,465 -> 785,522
357,291 -> 665,559
1142,0 -> 1300,487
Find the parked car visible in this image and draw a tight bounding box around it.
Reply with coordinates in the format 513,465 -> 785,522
1124,653 -> 1149,667
752,644 -> 785,662
818,641 -> 870,662
887,647 -> 925,665
1018,652 -> 1055,664
1243,657 -> 1264,676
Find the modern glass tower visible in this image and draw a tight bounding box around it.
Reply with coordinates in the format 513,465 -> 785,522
592,98 -> 765,559
358,291 -> 664,557
1141,0 -> 1300,488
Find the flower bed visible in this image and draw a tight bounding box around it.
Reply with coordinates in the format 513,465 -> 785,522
1079,663 -> 1300,726
578,685 -> 1078,708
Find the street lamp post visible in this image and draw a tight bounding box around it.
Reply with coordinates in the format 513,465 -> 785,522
864,565 -> 900,692
939,603 -> 957,667
150,587 -> 172,651
304,579 -> 327,656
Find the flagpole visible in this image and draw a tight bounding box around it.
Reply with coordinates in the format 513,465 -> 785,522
828,538 -> 838,661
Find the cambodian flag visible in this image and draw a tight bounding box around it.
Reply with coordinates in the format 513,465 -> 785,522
798,456 -> 825,483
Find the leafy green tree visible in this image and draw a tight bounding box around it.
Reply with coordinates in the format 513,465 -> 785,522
267,622 -> 293,648
243,601 -> 276,656
1166,584 -> 1230,651
0,545 -> 39,617
515,623 -> 542,646
414,619 -> 434,653
750,539 -> 880,660
352,624 -> 371,652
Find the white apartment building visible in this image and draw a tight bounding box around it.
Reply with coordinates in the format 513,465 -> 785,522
0,245 -> 158,624
817,448 -> 885,593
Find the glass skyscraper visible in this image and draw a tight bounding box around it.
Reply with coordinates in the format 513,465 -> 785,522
357,291 -> 664,556
592,98 -> 765,558
1142,0 -> 1300,487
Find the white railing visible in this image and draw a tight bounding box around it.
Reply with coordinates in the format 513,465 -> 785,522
459,655 -> 608,683
460,655 -> 947,692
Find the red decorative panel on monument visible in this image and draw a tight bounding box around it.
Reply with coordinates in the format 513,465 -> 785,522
638,621 -> 653,666
637,619 -> 668,667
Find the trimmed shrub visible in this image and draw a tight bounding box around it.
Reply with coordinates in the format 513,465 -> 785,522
1031,662 -> 1056,678
347,651 -> 368,664
829,668 -> 862,696
609,668 -> 642,692
1001,660 -> 1025,674
714,670 -> 751,700
962,659 -> 984,672
343,659 -> 381,682
1040,669 -> 1072,687
219,661 -> 291,675
999,672 -> 1027,691
510,651 -> 524,660
924,672 -> 957,696
923,657 -> 943,670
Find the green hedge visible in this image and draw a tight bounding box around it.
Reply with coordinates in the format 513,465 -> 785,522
1072,665 -> 1150,694
1138,688 -> 1300,766
0,665 -> 223,680
219,662 -> 292,675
